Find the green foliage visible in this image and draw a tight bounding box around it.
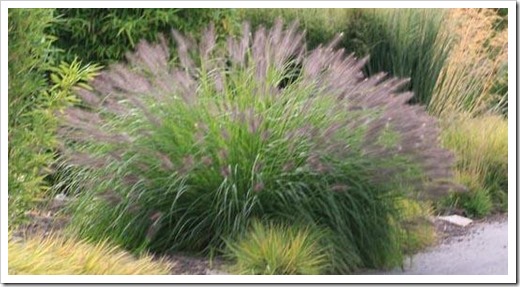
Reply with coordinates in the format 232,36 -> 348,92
8,8 -> 102,227
238,8 -> 353,50
489,63 -> 508,117
47,58 -> 102,96
8,8 -> 55,131
460,188 -> 493,218
492,8 -> 508,31
439,114 -> 508,217
224,221 -> 329,275
8,8 -> 58,226
50,8 -> 240,65
438,187 -> 493,219
345,9 -> 453,106
395,198 -> 436,254
58,22 -> 455,273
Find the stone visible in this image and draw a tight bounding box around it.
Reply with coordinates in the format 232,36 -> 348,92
55,193 -> 67,201
437,215 -> 473,227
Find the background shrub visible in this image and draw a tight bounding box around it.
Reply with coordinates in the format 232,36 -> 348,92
49,8 -> 240,65
238,8 -> 352,50
224,221 -> 329,275
8,233 -> 172,275
57,21 -> 457,274
8,8 -> 102,227
439,114 -> 508,217
8,9 -> 63,226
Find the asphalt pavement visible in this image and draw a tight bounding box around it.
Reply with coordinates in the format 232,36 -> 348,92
385,219 -> 508,275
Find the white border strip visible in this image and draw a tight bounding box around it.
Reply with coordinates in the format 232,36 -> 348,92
1,1 -> 515,9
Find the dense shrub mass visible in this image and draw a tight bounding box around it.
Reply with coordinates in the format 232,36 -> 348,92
8,9 -> 61,226
57,21 -> 457,273
8,9 -> 101,227
50,8 -> 239,65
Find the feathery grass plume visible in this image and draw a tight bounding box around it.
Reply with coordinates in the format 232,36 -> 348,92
8,232 -> 172,275
429,8 -> 508,117
58,21 -> 457,273
238,9 -> 354,50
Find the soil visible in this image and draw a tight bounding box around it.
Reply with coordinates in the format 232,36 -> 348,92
11,196 -> 230,275
11,201 -> 70,240
10,196 -> 508,275
162,254 -> 228,275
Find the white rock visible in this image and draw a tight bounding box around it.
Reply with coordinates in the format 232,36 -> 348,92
437,215 -> 473,227
55,193 -> 67,201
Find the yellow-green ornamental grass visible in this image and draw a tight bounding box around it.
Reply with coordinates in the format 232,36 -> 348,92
224,221 -> 329,275
441,114 -> 508,216
395,198 -> 437,254
8,233 -> 173,275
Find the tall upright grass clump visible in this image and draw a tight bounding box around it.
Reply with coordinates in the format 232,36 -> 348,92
345,9 -> 452,106
58,21 -> 457,273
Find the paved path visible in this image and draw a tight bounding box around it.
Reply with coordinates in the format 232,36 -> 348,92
385,219 -> 508,275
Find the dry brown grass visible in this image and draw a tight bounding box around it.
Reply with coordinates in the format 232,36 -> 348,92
429,8 -> 508,117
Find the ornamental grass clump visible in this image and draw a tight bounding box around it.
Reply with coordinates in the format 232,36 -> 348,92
223,221 -> 329,275
343,9 -> 453,107
440,114 -> 508,216
8,233 -> 172,275
58,21 -> 457,273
